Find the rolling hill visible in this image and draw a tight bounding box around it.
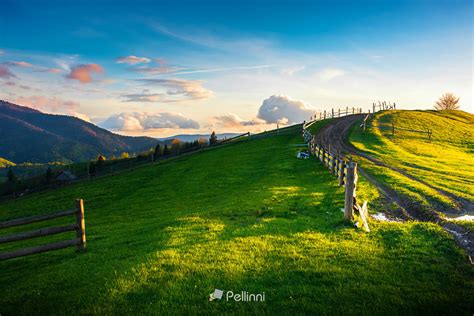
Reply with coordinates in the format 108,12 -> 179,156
0,117 -> 472,314
0,101 -> 158,163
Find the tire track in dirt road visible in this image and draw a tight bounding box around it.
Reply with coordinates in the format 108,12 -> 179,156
312,114 -> 473,260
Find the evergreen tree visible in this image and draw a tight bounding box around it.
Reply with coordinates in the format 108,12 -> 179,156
45,167 -> 53,183
163,144 -> 170,155
154,144 -> 161,159
209,131 -> 218,145
7,168 -> 17,182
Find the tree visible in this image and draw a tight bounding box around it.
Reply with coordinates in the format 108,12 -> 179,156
163,144 -> 170,156
120,152 -> 130,159
7,168 -> 17,183
97,154 -> 106,162
45,167 -> 53,183
154,144 -> 161,159
435,93 -> 460,110
209,131 -> 218,145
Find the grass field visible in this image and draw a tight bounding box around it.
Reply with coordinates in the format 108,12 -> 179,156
0,130 -> 473,314
349,110 -> 474,205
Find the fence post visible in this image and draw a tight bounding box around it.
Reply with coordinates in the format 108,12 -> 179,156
332,108 -> 334,118
344,161 -> 356,220
76,199 -> 86,251
373,103 -> 375,113
393,102 -> 396,110
338,108 -> 340,117
346,106 -> 349,116
324,110 -> 326,119
352,107 -> 355,115
339,159 -> 345,186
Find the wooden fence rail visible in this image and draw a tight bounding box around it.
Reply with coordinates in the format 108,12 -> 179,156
303,124 -> 369,231
0,199 -> 86,260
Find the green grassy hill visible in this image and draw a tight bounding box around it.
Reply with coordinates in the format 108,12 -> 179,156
0,128 -> 473,314
349,110 -> 473,219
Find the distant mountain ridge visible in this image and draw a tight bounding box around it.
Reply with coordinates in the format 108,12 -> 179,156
0,100 -> 158,163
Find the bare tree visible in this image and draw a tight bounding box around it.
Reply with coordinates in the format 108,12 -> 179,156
435,93 -> 460,110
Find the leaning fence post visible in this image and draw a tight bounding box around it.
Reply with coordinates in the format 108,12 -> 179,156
344,161 -> 356,220
76,199 -> 86,251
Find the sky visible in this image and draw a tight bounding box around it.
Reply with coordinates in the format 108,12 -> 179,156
0,0 -> 472,137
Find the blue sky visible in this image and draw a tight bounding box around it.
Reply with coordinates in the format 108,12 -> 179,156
0,0 -> 472,136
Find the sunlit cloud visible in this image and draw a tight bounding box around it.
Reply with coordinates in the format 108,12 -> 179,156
13,95 -> 90,121
116,55 -> 152,65
100,112 -> 200,131
121,92 -> 165,103
317,68 -> 346,82
66,63 -> 104,83
3,61 -> 33,68
0,66 -> 17,79
136,78 -> 213,100
257,95 -> 315,124
213,113 -> 265,128
35,67 -> 63,74
129,65 -> 185,75
281,66 -> 305,76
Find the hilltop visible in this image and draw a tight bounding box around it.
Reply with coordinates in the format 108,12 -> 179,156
0,101 -> 158,163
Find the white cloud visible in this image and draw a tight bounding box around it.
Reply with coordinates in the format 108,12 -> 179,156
317,68 -> 346,82
257,95 -> 315,124
100,112 -> 200,131
281,65 -> 305,76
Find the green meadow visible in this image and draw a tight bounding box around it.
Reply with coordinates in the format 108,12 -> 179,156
0,129 -> 473,314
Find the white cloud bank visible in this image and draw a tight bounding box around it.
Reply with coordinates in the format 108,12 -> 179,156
257,95 -> 315,124
100,112 -> 200,131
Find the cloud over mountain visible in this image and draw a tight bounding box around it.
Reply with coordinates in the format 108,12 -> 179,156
214,113 -> 264,128
257,95 -> 315,124
100,112 -> 200,131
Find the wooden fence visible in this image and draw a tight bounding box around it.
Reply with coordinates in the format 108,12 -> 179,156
309,101 -> 396,122
302,121 -> 370,231
389,122 -> 432,140
0,199 -> 86,260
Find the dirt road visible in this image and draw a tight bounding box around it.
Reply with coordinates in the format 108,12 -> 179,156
312,115 -> 473,260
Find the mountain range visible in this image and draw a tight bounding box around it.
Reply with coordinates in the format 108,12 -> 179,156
0,100 -> 158,163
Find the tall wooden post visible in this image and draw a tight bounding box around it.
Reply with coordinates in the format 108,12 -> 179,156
352,107 -> 355,114
324,110 -> 326,119
393,102 -> 396,110
346,106 -> 349,115
76,199 -> 86,251
373,103 -> 376,113
338,108 -> 340,117
344,162 -> 356,220
332,108 -> 334,118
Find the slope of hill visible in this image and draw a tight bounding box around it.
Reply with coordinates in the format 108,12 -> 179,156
0,126 -> 472,314
348,110 -> 474,218
0,101 -> 158,163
